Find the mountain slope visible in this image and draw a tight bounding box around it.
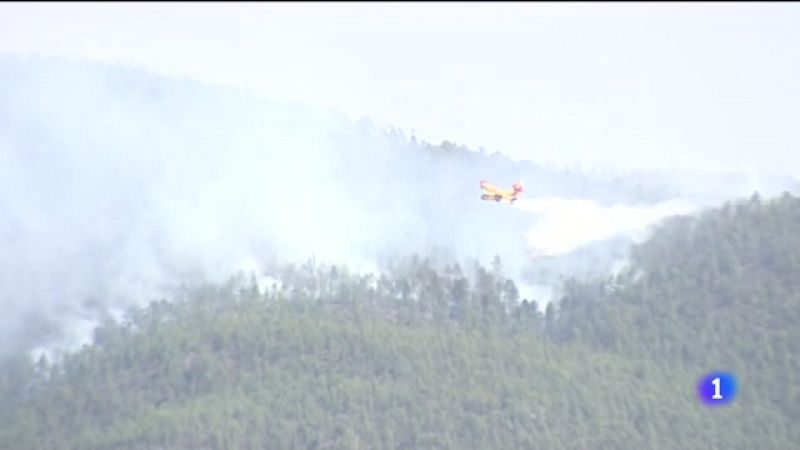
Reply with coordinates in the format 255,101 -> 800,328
550,192 -> 800,445
0,54 -> 686,355
2,194 -> 800,449
0,267 -> 739,450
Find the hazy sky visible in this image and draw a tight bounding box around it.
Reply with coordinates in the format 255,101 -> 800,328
2,3 -> 799,173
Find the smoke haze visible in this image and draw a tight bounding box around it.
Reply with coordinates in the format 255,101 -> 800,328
1,55 -> 797,356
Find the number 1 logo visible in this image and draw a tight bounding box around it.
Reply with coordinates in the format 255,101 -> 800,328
711,377 -> 722,400
698,372 -> 737,406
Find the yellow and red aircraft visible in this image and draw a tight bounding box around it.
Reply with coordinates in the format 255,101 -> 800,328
480,180 -> 525,204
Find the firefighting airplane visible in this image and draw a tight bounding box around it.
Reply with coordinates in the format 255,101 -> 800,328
479,180 -> 525,204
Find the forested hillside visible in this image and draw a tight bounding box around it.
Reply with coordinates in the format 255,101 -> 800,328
0,55 -> 691,355
549,192 -> 800,444
1,193 -> 798,449
4,55 -> 799,358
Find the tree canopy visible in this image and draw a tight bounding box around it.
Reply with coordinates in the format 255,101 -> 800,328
1,193 -> 799,449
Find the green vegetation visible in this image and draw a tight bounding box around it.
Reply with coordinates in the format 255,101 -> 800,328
2,193 -> 799,449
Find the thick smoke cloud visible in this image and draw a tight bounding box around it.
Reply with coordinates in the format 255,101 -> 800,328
0,56 -> 533,355
1,55 -> 797,357
0,57 -> 361,354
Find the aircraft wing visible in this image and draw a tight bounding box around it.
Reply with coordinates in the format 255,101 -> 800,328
480,179 -> 521,204
481,181 -> 514,193
480,180 -> 506,195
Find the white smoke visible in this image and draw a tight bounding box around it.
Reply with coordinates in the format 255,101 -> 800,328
0,56 -> 536,355
2,56 -> 795,358
0,57 -> 387,355
516,197 -> 697,257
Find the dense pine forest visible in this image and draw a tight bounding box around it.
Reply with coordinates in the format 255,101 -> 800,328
1,193 -> 798,449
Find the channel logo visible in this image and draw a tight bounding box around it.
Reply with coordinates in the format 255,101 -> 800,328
697,371 -> 738,406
